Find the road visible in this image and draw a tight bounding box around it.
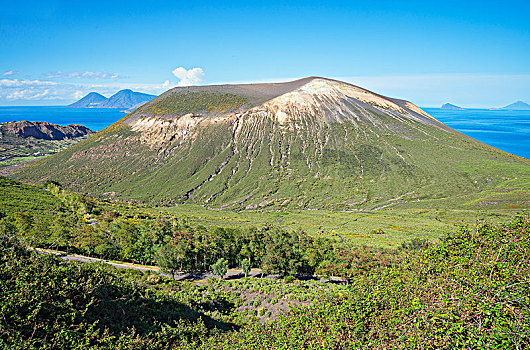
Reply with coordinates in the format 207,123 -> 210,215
34,247 -> 348,283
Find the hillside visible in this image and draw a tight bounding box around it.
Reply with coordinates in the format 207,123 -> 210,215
1,210 -> 528,348
68,89 -> 155,109
0,121 -> 92,140
12,77 -> 530,210
0,121 -> 93,167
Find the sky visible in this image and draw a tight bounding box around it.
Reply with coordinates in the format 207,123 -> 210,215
1,0 -> 529,107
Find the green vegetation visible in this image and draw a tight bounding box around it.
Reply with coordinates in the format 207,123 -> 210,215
0,176 -> 403,279
211,258 -> 228,278
203,215 -> 530,349
2,205 -> 528,348
140,91 -> 249,116
0,236 -> 231,349
154,203 -> 524,248
241,259 -> 250,277
0,134 -> 91,167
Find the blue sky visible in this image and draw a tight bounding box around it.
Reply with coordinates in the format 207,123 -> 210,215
1,0 -> 529,107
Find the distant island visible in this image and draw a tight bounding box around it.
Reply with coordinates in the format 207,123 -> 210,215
68,89 -> 155,109
439,101 -> 530,110
441,103 -> 465,110
500,101 -> 530,110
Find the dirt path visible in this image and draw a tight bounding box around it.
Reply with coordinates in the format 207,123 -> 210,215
35,247 -> 348,283
34,247 -> 262,280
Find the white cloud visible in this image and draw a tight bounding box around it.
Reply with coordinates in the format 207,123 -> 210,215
43,71 -> 123,80
0,77 -> 173,104
172,67 -> 204,86
73,90 -> 86,100
6,88 -> 49,100
0,79 -> 58,87
2,70 -> 19,77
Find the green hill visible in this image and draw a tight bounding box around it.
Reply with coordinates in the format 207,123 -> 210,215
12,77 -> 530,210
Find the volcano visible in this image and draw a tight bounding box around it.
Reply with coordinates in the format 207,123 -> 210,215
14,77 -> 530,210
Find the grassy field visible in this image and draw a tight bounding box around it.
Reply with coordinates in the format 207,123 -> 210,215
1,173 -> 525,249
147,204 -> 523,247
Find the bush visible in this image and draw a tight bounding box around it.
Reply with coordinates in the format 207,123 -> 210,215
400,237 -> 430,250
211,258 -> 228,279
201,216 -> 530,349
241,259 -> 251,277
147,273 -> 162,284
284,275 -> 295,283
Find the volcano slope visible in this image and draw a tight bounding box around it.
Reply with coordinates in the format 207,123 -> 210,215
13,77 -> 530,210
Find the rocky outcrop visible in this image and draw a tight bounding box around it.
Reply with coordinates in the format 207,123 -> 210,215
0,121 -> 93,140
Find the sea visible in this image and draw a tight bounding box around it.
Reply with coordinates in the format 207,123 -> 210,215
424,108 -> 530,159
0,106 -> 124,132
0,106 -> 528,159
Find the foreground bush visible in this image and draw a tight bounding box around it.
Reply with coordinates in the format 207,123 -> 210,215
0,235 -> 230,349
200,215 -> 530,349
1,215 -> 528,349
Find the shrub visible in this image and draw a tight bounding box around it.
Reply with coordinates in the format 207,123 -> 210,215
211,258 -> 228,279
241,259 -> 251,277
284,275 -> 295,283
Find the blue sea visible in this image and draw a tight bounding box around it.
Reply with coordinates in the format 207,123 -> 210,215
0,106 -> 528,159
424,108 -> 530,159
0,106 -> 124,132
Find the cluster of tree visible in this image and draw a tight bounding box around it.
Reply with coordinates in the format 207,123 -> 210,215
155,226 -> 341,277
45,181 -> 96,217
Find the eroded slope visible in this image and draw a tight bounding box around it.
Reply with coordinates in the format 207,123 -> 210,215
13,77 -> 530,209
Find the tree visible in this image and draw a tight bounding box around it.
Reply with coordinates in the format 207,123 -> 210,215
211,258 -> 228,279
261,228 -> 308,276
241,259 -> 251,278
156,244 -> 181,279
